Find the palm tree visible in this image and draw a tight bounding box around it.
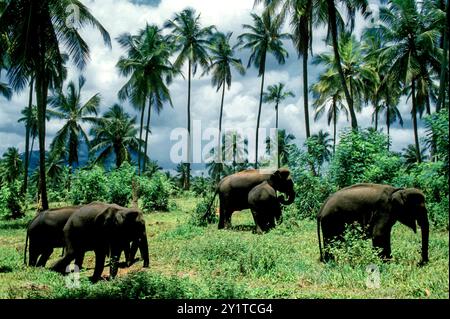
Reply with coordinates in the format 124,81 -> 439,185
236,11 -> 289,168
377,0 -> 441,163
90,104 -> 141,168
0,0 -> 111,210
307,130 -> 333,175
311,69 -> 348,154
0,147 -> 22,184
117,24 -> 177,174
223,131 -> 249,173
256,0 -> 333,140
47,75 -> 100,173
376,99 -> 403,150
164,8 -> 215,189
262,82 -> 295,131
203,32 -> 245,166
403,144 -> 427,170
274,129 -> 295,168
175,162 -> 192,189
313,33 -> 379,131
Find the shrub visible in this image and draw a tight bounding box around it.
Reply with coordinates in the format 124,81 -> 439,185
138,173 -> 173,212
190,176 -> 214,197
189,192 -> 218,226
328,224 -> 383,267
329,129 -> 402,188
107,163 -> 136,207
68,166 -> 108,205
0,181 -> 24,219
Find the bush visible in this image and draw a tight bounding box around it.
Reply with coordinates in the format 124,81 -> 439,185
329,129 -> 402,188
0,181 -> 24,219
69,166 -> 108,205
106,163 -> 136,207
189,192 -> 218,226
328,224 -> 383,267
138,173 -> 173,212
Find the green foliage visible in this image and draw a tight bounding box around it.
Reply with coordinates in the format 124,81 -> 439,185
106,163 -> 136,207
393,161 -> 449,229
138,172 -> 173,212
190,176 -> 213,197
0,181 -> 24,219
189,192 -> 218,227
68,166 -> 108,205
330,129 -> 402,187
328,225 -> 383,267
425,110 -> 449,171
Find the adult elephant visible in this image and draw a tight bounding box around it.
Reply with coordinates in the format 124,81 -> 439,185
206,168 -> 295,229
248,181 -> 286,233
25,206 -> 83,267
51,203 -> 149,282
317,183 -> 429,265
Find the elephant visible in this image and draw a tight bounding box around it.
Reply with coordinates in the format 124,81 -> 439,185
25,206 -> 83,267
51,203 -> 149,282
248,181 -> 285,233
206,168 -> 295,230
317,183 -> 429,265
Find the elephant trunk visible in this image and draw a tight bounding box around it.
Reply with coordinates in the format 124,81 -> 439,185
419,211 -> 429,266
279,189 -> 295,205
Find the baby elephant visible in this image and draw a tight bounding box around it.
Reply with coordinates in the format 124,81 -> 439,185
317,183 -> 429,265
51,203 -> 149,282
248,181 -> 285,234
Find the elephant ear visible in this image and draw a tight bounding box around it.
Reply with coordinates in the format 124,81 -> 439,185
95,207 -> 123,235
392,189 -> 417,233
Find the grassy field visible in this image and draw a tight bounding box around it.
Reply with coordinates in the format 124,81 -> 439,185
0,196 -> 448,299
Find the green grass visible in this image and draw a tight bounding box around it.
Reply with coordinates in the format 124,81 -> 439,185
0,196 -> 448,299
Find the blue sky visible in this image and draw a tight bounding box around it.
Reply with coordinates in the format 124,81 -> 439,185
0,0 -> 427,173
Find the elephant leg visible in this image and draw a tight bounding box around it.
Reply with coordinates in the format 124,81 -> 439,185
218,198 -> 225,229
36,248 -> 53,267
372,224 -> 392,261
251,210 -> 264,234
51,247 -> 76,274
28,242 -> 39,267
75,252 -> 85,270
127,240 -> 139,267
224,209 -> 233,229
91,249 -> 106,282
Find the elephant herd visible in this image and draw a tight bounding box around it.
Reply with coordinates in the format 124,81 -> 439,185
24,168 -> 429,283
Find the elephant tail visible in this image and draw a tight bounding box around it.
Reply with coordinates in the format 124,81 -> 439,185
202,188 -> 219,222
317,215 -> 323,263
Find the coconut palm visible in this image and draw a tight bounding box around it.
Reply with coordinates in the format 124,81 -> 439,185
0,0 -> 111,210
175,162 -> 192,189
307,130 -> 333,175
90,104 -> 141,168
47,75 -> 100,172
223,131 -> 249,173
203,32 -> 245,166
164,8 -> 215,189
263,82 -> 295,131
0,147 -> 22,184
313,33 -> 379,131
403,144 -> 427,170
311,68 -> 348,154
117,24 -> 178,174
236,11 -> 289,168
376,100 -> 403,149
376,0 -> 442,163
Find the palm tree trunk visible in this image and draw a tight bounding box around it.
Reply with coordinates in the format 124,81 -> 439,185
326,0 -> 356,130
35,73 -> 49,211
411,79 -> 422,163
22,78 -> 34,194
436,0 -> 448,112
386,105 -> 390,151
303,53 -> 311,139
255,55 -> 266,169
138,98 -> 146,175
185,60 -> 192,190
275,103 -> 279,169
217,83 -> 226,181
29,136 -> 35,163
374,93 -> 379,131
143,96 -> 152,172
333,98 -> 337,154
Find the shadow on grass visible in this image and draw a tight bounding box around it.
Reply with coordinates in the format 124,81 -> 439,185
230,224 -> 256,232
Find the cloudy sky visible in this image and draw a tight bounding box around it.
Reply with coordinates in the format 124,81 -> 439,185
0,0 -> 426,173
